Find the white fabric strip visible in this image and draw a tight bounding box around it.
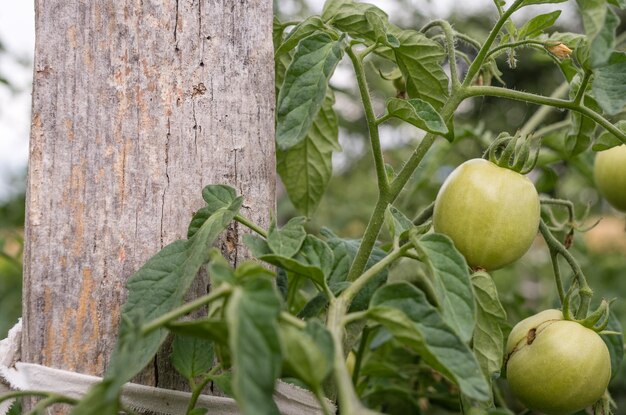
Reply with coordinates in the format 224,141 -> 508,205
0,321 -> 333,415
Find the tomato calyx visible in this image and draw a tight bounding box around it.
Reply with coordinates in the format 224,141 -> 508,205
562,286 -> 614,333
484,132 -> 540,174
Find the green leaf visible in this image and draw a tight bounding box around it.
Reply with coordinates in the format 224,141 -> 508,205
207,249 -> 236,285
276,33 -> 344,150
385,98 -> 448,136
171,335 -> 214,382
593,120 -> 626,151
167,319 -> 229,345
471,272 -> 507,381
519,0 -> 567,6
227,278 -> 282,415
188,185 -> 238,238
414,233 -> 476,344
592,52 -> 626,115
608,0 -> 626,8
567,77 -> 601,156
600,311 -> 624,380
321,0 -> 353,21
267,216 -> 307,258
368,282 -> 490,402
329,2 -> 389,43
365,10 -> 388,45
277,90 -> 340,217
275,17 -> 328,57
393,30 -> 449,111
260,235 -> 334,287
518,10 -> 561,39
322,228 -> 388,312
385,205 -> 414,241
70,199 -> 242,414
281,320 -> 334,390
202,185 -> 237,212
576,0 -> 619,68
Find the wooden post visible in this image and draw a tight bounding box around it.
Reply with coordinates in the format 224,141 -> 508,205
22,0 -> 275,401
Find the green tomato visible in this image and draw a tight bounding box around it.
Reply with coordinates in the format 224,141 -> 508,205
433,159 -> 540,270
594,145 -> 626,212
506,310 -> 611,415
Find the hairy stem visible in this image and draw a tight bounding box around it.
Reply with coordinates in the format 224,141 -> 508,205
485,39 -> 548,60
538,220 -> 592,318
519,82 -> 569,136
141,284 -> 232,334
463,0 -> 526,86
420,20 -> 461,89
346,47 -> 389,194
465,86 -> 626,144
235,214 -> 268,238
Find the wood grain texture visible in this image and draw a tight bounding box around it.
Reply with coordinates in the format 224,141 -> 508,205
23,0 -> 275,400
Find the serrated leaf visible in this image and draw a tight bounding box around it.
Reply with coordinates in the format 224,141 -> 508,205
276,33 -> 344,150
518,10 -> 561,39
278,91 -> 340,217
70,199 -> 242,415
576,0 -> 619,68
414,233 -> 476,344
171,335 -> 214,381
227,278 -> 282,415
275,17 -> 328,57
260,235 -> 333,287
329,2 -> 389,43
593,120 -> 626,151
385,97 -> 448,136
394,30 -> 449,111
368,282 -> 490,401
471,271 -> 507,383
281,320 -> 334,390
167,319 -> 229,344
600,311 -> 624,380
267,216 -> 307,258
592,52 -> 626,115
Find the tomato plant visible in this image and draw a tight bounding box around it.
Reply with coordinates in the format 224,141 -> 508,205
506,310 -> 611,415
594,145 -> 626,212
433,158 -> 540,271
3,0 -> 626,414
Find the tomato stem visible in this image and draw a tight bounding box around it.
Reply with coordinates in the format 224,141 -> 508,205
420,19 -> 461,90
346,46 -> 389,195
538,220 -> 593,318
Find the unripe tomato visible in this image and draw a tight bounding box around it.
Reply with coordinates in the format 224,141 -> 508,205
433,159 -> 540,270
506,310 -> 611,415
594,145 -> 626,212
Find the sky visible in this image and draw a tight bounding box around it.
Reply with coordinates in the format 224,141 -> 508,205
0,0 -> 576,201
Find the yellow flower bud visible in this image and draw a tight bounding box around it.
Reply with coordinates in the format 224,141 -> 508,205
547,42 -> 573,59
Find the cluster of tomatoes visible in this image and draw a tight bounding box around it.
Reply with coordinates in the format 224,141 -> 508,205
431,144 -> 626,414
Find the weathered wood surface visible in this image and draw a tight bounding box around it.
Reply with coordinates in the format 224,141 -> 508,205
23,0 -> 275,402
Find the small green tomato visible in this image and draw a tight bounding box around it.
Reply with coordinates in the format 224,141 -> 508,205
433,159 -> 540,270
506,310 -> 611,415
594,144 -> 626,212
